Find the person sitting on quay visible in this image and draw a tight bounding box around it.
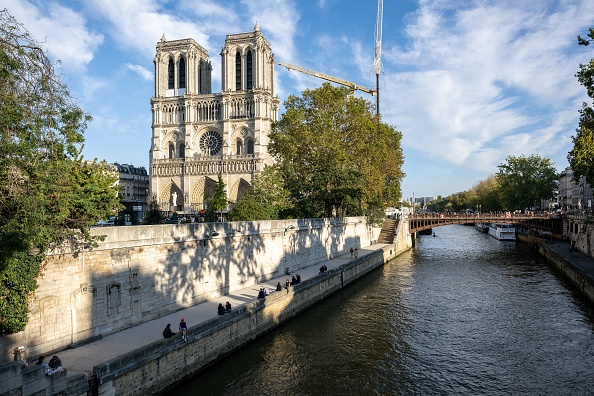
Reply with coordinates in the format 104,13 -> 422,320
218,303 -> 226,315
225,301 -> 232,313
290,275 -> 298,286
257,288 -> 266,299
319,264 -> 328,274
276,281 -> 283,292
179,318 -> 188,341
35,355 -> 51,375
264,287 -> 271,296
296,274 -> 301,283
163,323 -> 175,339
47,355 -> 63,376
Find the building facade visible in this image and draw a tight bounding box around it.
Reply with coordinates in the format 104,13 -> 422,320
559,166 -> 593,213
111,163 -> 149,224
149,23 -> 279,214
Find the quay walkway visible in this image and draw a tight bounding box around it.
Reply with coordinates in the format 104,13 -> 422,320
53,244 -> 386,379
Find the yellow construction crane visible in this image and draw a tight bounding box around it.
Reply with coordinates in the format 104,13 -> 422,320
277,61 -> 376,97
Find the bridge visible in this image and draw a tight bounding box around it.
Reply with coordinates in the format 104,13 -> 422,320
406,213 -> 562,234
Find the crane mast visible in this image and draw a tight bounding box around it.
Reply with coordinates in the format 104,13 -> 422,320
373,0 -> 383,118
278,61 -> 376,96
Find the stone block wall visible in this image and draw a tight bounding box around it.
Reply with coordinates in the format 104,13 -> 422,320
1,218 -> 373,363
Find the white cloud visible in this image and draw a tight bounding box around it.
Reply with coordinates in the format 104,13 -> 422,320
5,0 -> 103,72
383,0 -> 594,174
125,63 -> 152,80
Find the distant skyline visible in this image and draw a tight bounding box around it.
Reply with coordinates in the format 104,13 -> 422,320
4,0 -> 593,199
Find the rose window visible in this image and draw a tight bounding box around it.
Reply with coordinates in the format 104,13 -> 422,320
199,131 -> 223,156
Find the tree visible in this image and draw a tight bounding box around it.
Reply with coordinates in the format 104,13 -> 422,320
144,194 -> 163,225
208,175 -> 227,222
568,28 -> 594,186
269,83 -> 404,218
0,10 -> 121,334
496,154 -> 557,211
227,165 -> 293,221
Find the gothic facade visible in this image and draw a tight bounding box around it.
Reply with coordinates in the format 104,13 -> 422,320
149,23 -> 279,214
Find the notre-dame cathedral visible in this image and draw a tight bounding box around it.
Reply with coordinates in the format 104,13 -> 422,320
149,23 -> 279,214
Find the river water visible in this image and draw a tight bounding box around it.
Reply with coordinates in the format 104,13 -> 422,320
172,225 -> 594,395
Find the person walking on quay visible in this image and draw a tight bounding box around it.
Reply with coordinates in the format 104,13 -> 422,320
285,279 -> 290,293
179,318 -> 188,341
354,248 -> 359,259
350,247 -> 354,258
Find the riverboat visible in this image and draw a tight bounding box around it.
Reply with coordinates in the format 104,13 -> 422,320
488,223 -> 516,241
475,223 -> 489,233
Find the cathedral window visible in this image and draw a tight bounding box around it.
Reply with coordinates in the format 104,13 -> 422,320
236,139 -> 242,155
179,57 -> 186,89
235,52 -> 242,90
199,131 -> 223,156
247,50 -> 253,89
246,139 -> 254,155
168,59 -> 174,89
168,143 -> 175,158
179,143 -> 185,158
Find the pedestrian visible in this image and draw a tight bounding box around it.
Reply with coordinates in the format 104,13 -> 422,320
291,276 -> 297,285
35,356 -> 51,375
350,247 -> 354,258
163,323 -> 175,338
296,274 -> 301,283
47,356 -> 63,376
354,248 -> 358,259
257,288 -> 265,298
276,281 -> 283,291
218,303 -> 226,315
226,301 -> 232,312
179,318 -> 188,341
285,279 -> 290,293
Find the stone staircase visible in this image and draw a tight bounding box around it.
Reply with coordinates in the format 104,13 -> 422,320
377,218 -> 399,244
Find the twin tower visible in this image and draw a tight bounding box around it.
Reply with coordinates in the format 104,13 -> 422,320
149,23 -> 279,214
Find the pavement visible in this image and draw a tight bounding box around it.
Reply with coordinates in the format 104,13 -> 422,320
52,244 -> 385,378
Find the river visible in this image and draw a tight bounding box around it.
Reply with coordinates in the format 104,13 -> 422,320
171,224 -> 594,395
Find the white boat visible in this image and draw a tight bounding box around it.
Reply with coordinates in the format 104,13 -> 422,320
475,223 -> 489,233
488,223 -> 516,241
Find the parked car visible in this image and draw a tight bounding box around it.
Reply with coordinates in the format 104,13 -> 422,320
96,220 -> 108,226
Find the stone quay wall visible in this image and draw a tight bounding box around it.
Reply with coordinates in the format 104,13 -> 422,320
0,364 -> 88,396
94,243 -> 409,396
1,217 -> 377,363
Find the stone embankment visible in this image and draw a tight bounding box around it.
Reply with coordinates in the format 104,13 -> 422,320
518,234 -> 594,305
0,218 -> 412,396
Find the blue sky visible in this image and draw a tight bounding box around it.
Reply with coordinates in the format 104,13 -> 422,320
4,0 -> 593,200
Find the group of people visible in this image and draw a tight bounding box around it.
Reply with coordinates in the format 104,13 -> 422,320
290,274 -> 301,285
349,247 -> 359,259
35,355 -> 63,376
218,301 -> 232,315
163,317 -> 188,341
257,288 -> 271,298
319,264 -> 328,273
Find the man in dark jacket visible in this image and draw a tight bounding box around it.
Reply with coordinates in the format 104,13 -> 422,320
163,324 -> 175,338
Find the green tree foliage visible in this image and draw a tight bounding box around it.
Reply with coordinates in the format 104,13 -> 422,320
496,154 -> 557,211
268,83 -> 404,218
227,165 -> 293,221
0,10 -> 121,334
144,194 -> 163,225
206,175 -> 227,222
568,28 -> 594,186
